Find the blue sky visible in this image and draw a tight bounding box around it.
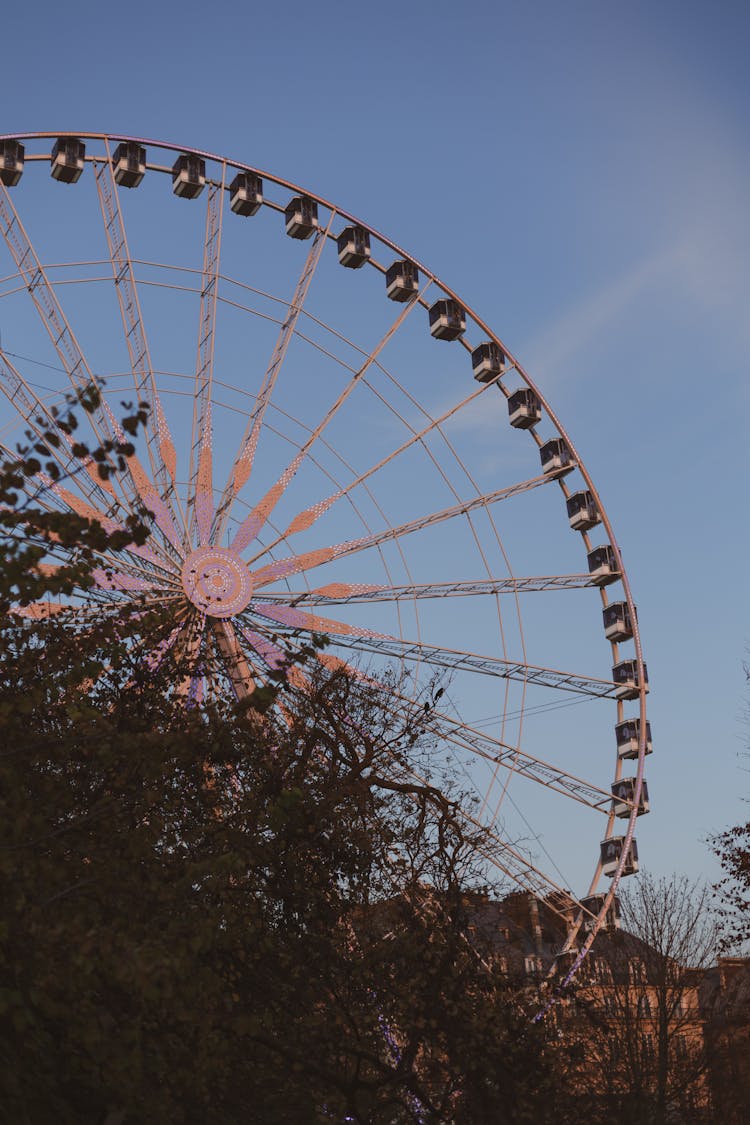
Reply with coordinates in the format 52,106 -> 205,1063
2,0 -> 749,893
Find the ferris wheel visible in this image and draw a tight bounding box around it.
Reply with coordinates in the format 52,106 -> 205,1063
0,132 -> 651,965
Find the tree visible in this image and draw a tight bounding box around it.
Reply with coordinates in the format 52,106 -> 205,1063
0,402 -> 569,1122
712,822 -> 750,951
0,383 -> 150,615
559,873 -> 717,1125
711,662 -> 750,953
704,664 -> 750,1124
1,618 -> 570,1123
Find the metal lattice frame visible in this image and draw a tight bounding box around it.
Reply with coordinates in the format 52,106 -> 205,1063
0,132 -> 650,973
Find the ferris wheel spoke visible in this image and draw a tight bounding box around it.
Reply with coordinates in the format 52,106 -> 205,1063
308,634 -> 620,698
8,597 -> 174,623
0,349 -> 121,509
257,573 -> 598,606
186,672 -> 205,706
373,742 -> 580,907
142,620 -> 188,672
248,380 -> 517,558
90,550 -> 177,591
171,613 -> 208,696
90,567 -> 163,594
362,681 -> 616,813
230,622 -> 311,692
224,284 -> 431,556
92,145 -> 182,523
248,468 -> 564,586
213,212 -> 337,542
10,600 -> 81,619
237,623 -> 289,672
86,538 -> 185,587
249,601 -> 386,639
474,826 -> 579,911
0,185 -> 141,514
187,176 -> 226,548
97,400 -> 185,562
7,513 -> 178,596
211,618 -> 257,700
42,474 -> 178,576
430,712 -> 612,812
1,453 -> 176,588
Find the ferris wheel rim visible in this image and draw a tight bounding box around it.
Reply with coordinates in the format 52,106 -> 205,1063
0,130 -> 650,969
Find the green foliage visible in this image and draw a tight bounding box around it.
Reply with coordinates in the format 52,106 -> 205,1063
0,385 -> 150,614
710,663 -> 750,953
0,398 -> 569,1123
0,631 -> 567,1123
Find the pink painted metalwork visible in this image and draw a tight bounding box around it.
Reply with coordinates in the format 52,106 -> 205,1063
93,144 -> 181,508
251,601 -> 386,639
189,179 -> 225,547
181,547 -> 253,619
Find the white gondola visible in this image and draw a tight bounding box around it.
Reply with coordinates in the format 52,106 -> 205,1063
0,139 -> 24,186
230,172 -> 263,216
600,836 -> 639,878
603,600 -> 634,641
507,387 -> 541,429
385,259 -> 419,301
615,717 -> 653,760
612,659 -> 649,700
113,142 -> 146,189
428,298 -> 465,341
337,225 -> 370,268
566,490 -> 599,531
285,195 -> 318,239
587,545 -> 618,586
611,777 -> 650,818
540,437 -> 574,475
472,341 -> 506,383
581,893 -> 621,931
51,137 -> 85,184
172,153 -> 205,199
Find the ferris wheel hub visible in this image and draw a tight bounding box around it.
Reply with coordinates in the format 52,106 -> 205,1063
181,547 -> 253,618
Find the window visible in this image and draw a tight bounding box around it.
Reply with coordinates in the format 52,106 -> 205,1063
629,958 -> 646,984
594,957 -> 612,982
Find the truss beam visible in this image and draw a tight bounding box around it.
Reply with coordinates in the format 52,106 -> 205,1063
256,573 -> 598,606
93,145 -> 180,513
215,215 -> 335,546
304,633 -> 620,698
0,185 -> 131,507
188,176 -> 225,546
249,469 -> 565,588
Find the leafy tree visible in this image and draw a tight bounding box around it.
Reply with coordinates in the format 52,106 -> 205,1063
704,666 -> 750,1124
0,384 -> 150,615
0,401 -> 568,1122
712,821 -> 750,952
711,663 -> 750,953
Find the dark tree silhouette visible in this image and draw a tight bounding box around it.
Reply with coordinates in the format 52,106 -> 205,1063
0,398 -> 569,1123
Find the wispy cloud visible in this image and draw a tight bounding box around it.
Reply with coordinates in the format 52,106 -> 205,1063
523,245 -> 680,383
525,131 -> 750,385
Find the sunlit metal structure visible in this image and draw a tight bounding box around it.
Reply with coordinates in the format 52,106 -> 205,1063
0,133 -> 650,975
